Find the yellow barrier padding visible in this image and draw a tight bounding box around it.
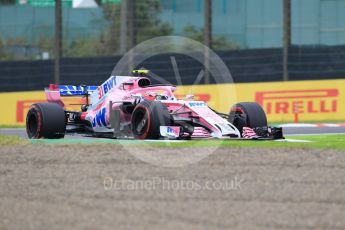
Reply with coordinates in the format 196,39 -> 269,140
0,79 -> 344,125
176,79 -> 345,123
0,91 -> 83,125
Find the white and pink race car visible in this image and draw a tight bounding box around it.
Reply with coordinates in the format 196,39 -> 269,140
26,70 -> 283,140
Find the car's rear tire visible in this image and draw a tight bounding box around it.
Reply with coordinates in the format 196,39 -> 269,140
26,103 -> 66,139
228,102 -> 267,134
131,100 -> 171,139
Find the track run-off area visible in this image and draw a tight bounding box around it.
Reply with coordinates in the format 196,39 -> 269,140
1,124 -> 345,230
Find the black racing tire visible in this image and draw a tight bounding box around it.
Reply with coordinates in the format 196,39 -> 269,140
131,100 -> 172,139
228,102 -> 267,134
26,103 -> 66,139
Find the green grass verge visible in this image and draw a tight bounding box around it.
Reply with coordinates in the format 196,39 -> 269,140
25,134 -> 345,150
205,134 -> 345,150
142,134 -> 345,150
285,134 -> 345,150
0,125 -> 25,128
0,135 -> 27,145
1,133 -> 344,150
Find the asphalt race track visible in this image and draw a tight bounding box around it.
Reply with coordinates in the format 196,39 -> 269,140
282,126 -> 345,135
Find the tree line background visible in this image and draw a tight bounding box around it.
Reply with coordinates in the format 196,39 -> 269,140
0,0 -> 239,60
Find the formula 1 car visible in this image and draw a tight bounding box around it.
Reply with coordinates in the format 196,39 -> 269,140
26,70 -> 283,140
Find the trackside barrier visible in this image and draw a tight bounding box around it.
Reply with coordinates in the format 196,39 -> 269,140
176,79 -> 345,123
0,91 -> 84,126
0,79 -> 344,125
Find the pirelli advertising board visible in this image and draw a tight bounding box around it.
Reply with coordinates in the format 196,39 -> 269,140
0,91 -> 84,126
176,79 -> 345,122
0,79 -> 344,125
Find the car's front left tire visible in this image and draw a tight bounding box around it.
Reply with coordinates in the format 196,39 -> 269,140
228,102 -> 267,134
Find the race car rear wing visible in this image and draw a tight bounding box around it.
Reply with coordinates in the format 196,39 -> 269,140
47,84 -> 98,96
45,84 -> 98,107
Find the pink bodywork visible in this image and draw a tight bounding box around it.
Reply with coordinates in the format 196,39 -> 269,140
45,75 -> 240,138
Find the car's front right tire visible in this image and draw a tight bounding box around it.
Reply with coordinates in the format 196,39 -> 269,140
131,100 -> 171,139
